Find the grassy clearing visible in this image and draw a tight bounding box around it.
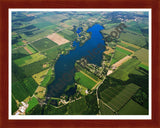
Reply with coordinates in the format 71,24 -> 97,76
32,68 -> 49,85
14,53 -> 46,67
134,48 -> 149,66
32,38 -> 57,51
26,97 -> 39,113
75,71 -> 97,89
118,99 -> 148,115
100,83 -> 140,111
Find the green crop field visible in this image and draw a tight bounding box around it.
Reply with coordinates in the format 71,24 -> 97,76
58,29 -> 76,41
12,47 -> 30,59
134,48 -> 149,66
33,21 -> 54,29
21,58 -> 49,77
100,83 -> 140,111
75,63 -> 99,81
14,53 -> 46,67
116,47 -> 132,55
110,48 -> 127,65
139,63 -> 149,71
99,100 -> 115,115
118,99 -> 148,115
26,97 -> 39,113
75,71 -> 97,89
67,97 -> 88,115
12,77 -> 38,101
120,31 -> 146,47
44,104 -> 68,115
32,38 -> 58,51
25,44 -> 37,53
43,43 -> 71,60
118,42 -> 138,51
111,58 -> 141,81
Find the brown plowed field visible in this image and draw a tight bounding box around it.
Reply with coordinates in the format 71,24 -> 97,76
47,33 -> 69,45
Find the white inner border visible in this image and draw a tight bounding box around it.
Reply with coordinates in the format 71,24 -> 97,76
9,8 -> 152,120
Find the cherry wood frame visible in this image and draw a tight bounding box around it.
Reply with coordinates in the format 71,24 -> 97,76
0,0 -> 160,128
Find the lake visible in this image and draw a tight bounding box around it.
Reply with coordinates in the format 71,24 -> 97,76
47,24 -> 105,98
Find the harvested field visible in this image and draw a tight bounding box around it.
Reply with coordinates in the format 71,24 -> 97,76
112,56 -> 132,68
24,46 -> 32,54
117,45 -> 134,53
104,46 -> 114,55
47,33 -> 69,45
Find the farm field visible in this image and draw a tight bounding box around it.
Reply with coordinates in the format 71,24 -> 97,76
32,68 -> 49,85
111,58 -> 141,81
67,98 -> 88,115
118,41 -> 139,51
12,77 -> 38,101
110,47 -> 128,65
14,53 -> 46,67
34,86 -> 46,99
47,33 -> 70,45
26,97 -> 39,113
99,100 -> 115,115
120,31 -> 146,47
24,44 -> 37,54
118,99 -> 148,115
139,63 -> 149,71
75,71 -> 97,89
112,55 -> 132,68
32,38 -> 58,51
134,48 -> 149,66
41,68 -> 53,87
100,83 -> 140,112
117,45 -> 134,53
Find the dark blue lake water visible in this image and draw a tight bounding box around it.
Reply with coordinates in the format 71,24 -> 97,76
47,24 -> 105,97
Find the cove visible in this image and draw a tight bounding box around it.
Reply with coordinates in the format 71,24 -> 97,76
47,24 -> 105,98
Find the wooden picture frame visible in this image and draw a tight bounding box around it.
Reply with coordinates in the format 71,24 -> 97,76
0,0 -> 160,127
